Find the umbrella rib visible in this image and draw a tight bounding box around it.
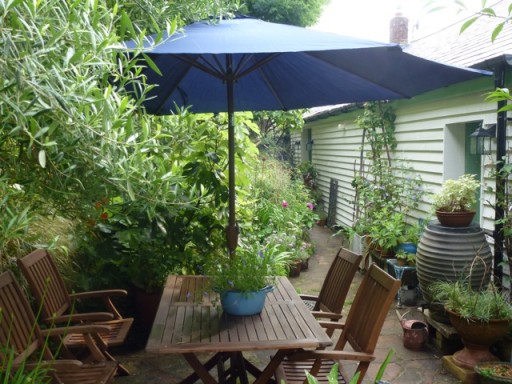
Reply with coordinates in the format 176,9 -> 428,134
236,53 -> 282,79
176,53 -> 283,83
251,62 -> 287,110
306,50 -> 412,99
176,55 -> 227,81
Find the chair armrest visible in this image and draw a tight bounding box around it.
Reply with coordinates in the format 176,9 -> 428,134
41,324 -> 111,337
317,321 -> 345,330
70,290 -> 127,319
311,311 -> 343,321
70,289 -> 128,299
43,312 -> 114,324
287,350 -> 375,363
299,294 -> 319,302
21,360 -> 83,371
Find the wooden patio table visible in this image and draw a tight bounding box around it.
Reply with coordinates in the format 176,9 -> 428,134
146,275 -> 332,384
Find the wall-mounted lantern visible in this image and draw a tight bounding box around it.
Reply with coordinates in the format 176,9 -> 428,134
306,139 -> 314,151
470,123 -> 496,155
294,140 -> 301,148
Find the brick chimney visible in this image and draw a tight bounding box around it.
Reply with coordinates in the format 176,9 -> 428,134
389,10 -> 409,44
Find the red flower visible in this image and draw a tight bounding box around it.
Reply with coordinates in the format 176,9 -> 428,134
100,212 -> 108,221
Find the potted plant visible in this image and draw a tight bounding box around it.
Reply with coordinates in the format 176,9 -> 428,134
84,198 -> 227,335
369,209 -> 406,258
207,239 -> 291,316
395,249 -> 408,266
298,161 -> 319,190
316,210 -> 328,226
297,241 -> 314,271
432,174 -> 480,227
406,253 -> 416,266
396,222 -> 424,254
474,361 -> 512,383
430,258 -> 512,369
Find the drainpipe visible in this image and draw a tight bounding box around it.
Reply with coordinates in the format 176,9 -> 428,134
483,55 -> 512,285
494,63 -> 506,284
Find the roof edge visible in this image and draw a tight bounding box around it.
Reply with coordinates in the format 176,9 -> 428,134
472,54 -> 512,71
304,102 -> 365,122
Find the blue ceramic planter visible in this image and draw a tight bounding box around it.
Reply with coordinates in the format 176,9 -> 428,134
220,286 -> 274,316
396,242 -> 417,254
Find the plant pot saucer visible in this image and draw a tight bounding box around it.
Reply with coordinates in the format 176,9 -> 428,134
474,361 -> 512,383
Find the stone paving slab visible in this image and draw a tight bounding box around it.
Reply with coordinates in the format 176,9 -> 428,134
112,225 -> 459,384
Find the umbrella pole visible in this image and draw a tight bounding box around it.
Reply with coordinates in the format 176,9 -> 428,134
226,56 -> 238,256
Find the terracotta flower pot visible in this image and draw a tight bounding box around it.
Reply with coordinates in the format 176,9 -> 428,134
435,209 -> 476,227
447,308 -> 510,369
288,260 -> 302,277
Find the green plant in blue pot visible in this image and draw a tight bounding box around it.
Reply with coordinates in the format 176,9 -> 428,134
207,236 -> 291,316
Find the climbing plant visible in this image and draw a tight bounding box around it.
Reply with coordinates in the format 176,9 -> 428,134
350,101 -> 424,238
352,101 -> 396,230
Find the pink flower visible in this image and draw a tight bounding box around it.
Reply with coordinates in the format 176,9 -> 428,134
306,202 -> 314,210
281,200 -> 288,208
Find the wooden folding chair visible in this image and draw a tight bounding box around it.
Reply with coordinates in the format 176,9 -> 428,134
276,264 -> 400,384
17,249 -> 133,374
300,248 -> 362,332
0,270 -> 117,384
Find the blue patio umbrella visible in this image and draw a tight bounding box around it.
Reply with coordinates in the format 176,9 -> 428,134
123,17 -> 490,253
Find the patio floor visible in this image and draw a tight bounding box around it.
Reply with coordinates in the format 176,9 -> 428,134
111,225 -> 460,384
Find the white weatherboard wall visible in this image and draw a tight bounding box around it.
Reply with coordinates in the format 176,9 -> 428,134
301,77 -> 501,233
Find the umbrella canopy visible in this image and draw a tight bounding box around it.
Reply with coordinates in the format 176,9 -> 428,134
123,17 -> 491,253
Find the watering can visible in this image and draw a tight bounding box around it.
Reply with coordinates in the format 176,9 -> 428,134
400,313 -> 428,350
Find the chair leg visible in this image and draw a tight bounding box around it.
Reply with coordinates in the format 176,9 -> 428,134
116,363 -> 130,376
101,349 -> 130,376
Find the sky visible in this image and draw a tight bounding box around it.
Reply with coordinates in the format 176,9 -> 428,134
312,0 -> 483,43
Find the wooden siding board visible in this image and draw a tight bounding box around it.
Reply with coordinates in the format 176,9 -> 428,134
304,81 -> 498,232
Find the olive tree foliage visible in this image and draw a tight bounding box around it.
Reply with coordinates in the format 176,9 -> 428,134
115,0 -> 241,34
0,0 -> 248,264
242,0 -> 329,26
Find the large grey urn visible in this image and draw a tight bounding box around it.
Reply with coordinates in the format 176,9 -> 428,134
416,222 -> 492,320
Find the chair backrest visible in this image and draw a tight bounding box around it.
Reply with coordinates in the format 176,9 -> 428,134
0,271 -> 118,384
0,270 -> 54,365
17,249 -> 72,323
314,248 -> 362,313
335,263 -> 400,355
